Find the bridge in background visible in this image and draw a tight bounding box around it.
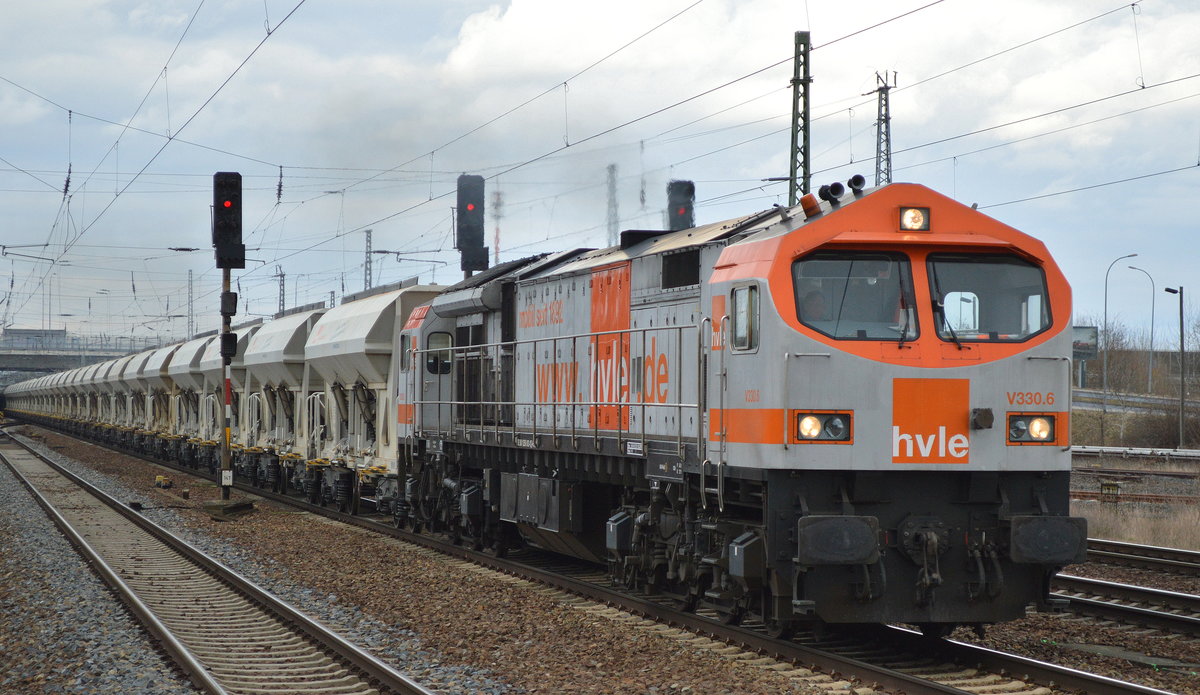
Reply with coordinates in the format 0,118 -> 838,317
0,329 -> 167,385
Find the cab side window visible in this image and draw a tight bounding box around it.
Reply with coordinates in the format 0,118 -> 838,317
731,285 -> 759,351
426,332 -> 453,374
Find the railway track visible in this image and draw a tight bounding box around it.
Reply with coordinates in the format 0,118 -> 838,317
1087,538 -> 1200,575
1071,442 -> 1200,464
0,432 -> 434,695
1051,574 -> 1200,636
1072,465 -> 1199,480
1069,489 -> 1199,505
12,425 -> 1177,695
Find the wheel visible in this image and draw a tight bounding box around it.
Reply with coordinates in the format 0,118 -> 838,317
720,604 -> 744,626
765,620 -> 794,640
481,534 -> 507,558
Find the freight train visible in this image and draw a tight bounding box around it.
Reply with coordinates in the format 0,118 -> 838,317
4,178 -> 1087,637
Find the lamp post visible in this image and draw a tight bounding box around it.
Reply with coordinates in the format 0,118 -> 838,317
1129,265 -> 1155,393
1165,286 -> 1184,448
1102,252 -> 1138,445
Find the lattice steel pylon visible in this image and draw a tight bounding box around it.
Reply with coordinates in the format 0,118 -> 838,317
872,71 -> 896,186
606,164 -> 618,247
788,31 -> 811,206
276,265 -> 285,315
492,189 -> 503,267
363,229 -> 372,291
187,269 -> 193,338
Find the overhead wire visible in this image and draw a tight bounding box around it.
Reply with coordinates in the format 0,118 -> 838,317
979,163 -> 1198,209
7,1 -> 309,329
14,0 -> 1169,331
61,0 -> 309,256
233,0 -> 954,293
332,0 -> 709,197
892,90 -> 1200,174
892,72 -> 1200,157
68,0 -> 209,207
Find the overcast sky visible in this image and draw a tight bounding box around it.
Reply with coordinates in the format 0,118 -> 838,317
2,0 -> 1198,345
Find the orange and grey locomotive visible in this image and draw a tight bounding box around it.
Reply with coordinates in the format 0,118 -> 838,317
395,179 -> 1084,636
5,179 -> 1086,636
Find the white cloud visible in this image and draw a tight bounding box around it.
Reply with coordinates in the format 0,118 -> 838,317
1,0 -> 1199,336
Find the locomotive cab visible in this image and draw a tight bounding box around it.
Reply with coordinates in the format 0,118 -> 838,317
702,183 -> 1086,633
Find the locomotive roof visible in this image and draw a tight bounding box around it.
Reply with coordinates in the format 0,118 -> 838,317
518,206 -> 794,282
442,182 -> 901,288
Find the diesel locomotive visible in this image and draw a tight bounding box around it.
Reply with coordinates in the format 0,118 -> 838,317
6,178 -> 1086,637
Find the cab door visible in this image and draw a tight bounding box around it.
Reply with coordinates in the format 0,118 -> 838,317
417,326 -> 455,436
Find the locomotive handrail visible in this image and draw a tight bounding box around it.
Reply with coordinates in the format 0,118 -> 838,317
570,337 -> 579,449
717,315 -> 730,471
697,317 -> 710,458
782,352 -> 790,451
411,324 -> 703,451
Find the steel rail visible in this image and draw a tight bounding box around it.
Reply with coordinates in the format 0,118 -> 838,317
1053,574 -> 1200,635
862,625 -> 1178,695
1070,490 -> 1199,505
0,429 -> 436,695
10,427 -> 983,695
1087,538 -> 1200,574
0,441 -> 230,695
1071,443 -> 1200,461
12,420 -> 1182,695
1072,465 -> 1199,480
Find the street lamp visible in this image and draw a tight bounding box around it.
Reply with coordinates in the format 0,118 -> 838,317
1129,265 -> 1155,393
1165,286 -> 1184,448
1102,252 -> 1137,445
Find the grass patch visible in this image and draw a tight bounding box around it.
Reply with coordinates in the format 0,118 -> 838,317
1072,500 -> 1200,551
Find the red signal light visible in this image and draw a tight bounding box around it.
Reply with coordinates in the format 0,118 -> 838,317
223,200 -> 233,208
467,203 -> 476,211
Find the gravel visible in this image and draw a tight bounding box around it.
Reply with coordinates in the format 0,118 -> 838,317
954,460 -> 1200,695
11,428 -> 829,695
0,449 -> 200,695
952,610 -> 1200,694
13,426 -> 1200,695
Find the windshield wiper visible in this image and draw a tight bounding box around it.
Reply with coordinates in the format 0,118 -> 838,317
928,265 -> 964,350
896,291 -> 913,348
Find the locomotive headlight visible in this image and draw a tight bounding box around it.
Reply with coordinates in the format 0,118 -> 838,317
1008,414 -> 1055,443
795,412 -> 853,442
1009,418 -> 1028,440
1029,417 -> 1053,440
899,206 -> 931,231
824,416 -> 848,439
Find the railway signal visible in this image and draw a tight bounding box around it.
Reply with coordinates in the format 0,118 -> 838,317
456,174 -> 488,273
212,171 -> 242,503
213,172 -> 245,269
667,179 -> 694,231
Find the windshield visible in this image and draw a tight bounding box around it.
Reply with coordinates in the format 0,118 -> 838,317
927,254 -> 1050,342
792,252 -> 917,341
